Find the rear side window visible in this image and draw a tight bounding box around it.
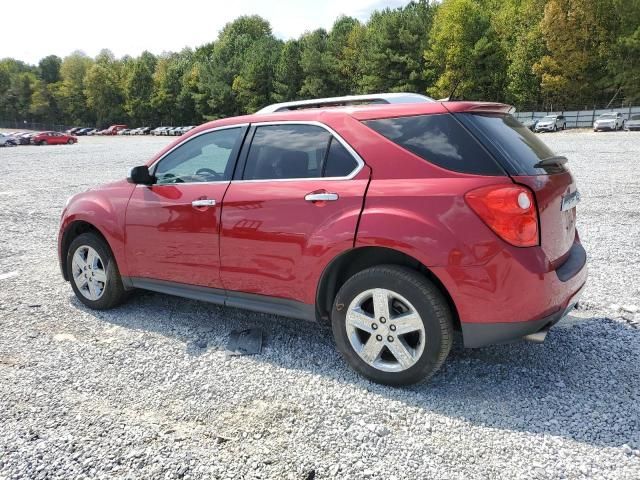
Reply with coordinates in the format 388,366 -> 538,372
363,114 -> 503,175
243,124 -> 359,180
459,113 -> 563,175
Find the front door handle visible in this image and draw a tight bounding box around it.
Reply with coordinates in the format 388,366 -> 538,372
192,199 -> 216,208
304,192 -> 339,202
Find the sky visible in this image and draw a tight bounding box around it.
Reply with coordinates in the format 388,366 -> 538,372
1,0 -> 410,65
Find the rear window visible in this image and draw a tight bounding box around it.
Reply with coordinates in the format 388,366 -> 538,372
363,114 -> 504,175
458,113 -> 565,175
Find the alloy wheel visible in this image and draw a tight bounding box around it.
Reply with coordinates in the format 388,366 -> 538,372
345,288 -> 426,372
71,245 -> 107,301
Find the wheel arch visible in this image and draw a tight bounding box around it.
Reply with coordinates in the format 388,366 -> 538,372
60,220 -> 112,281
316,246 -> 460,331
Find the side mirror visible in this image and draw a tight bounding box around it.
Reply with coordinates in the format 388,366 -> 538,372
127,165 -> 155,185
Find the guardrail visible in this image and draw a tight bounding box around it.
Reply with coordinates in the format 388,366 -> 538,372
515,106 -> 640,129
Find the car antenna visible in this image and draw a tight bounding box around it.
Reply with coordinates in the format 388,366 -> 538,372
437,78 -> 462,102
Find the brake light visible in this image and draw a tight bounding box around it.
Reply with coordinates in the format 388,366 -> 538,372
465,184 -> 539,247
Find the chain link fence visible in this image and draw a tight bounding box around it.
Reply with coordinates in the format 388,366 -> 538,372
513,102 -> 640,129
0,120 -> 77,133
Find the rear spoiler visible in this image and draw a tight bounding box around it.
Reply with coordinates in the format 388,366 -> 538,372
443,102 -> 515,115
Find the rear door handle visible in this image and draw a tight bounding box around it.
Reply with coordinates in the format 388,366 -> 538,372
192,199 -> 216,207
304,193 -> 339,202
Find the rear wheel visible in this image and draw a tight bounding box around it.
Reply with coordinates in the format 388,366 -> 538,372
67,138 -> 74,144
331,265 -> 453,386
66,233 -> 128,310
39,140 -> 47,146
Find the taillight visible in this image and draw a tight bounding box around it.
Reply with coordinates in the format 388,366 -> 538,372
465,184 -> 539,247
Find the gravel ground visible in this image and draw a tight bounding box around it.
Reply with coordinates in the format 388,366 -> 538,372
0,132 -> 639,479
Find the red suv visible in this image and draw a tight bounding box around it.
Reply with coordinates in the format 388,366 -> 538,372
58,96 -> 587,385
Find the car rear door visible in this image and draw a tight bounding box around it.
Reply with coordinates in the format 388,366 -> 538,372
219,122 -> 370,305
124,126 -> 246,288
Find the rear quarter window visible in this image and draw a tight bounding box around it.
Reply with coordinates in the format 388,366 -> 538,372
363,114 -> 504,175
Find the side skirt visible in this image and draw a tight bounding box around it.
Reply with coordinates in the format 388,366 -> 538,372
124,277 -> 316,322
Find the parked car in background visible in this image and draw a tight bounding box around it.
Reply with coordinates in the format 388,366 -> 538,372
534,114 -> 566,132
593,112 -> 625,131
624,114 -> 640,131
75,128 -> 94,136
179,126 -> 195,135
85,129 -> 99,136
58,94 -> 587,386
0,133 -> 18,146
16,132 -> 36,145
152,127 -> 170,136
31,131 -> 77,145
102,125 -> 128,135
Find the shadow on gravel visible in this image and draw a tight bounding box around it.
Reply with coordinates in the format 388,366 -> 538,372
79,291 -> 640,450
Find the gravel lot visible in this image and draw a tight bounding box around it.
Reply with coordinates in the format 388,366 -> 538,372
1,131 -> 639,479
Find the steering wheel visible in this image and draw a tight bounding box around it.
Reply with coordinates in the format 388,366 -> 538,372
195,168 -> 222,179
157,173 -> 185,184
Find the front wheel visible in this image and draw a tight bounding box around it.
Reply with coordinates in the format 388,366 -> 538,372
331,265 -> 453,386
66,233 -> 128,310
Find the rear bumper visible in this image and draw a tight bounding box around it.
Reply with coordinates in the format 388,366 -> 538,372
432,239 -> 588,348
461,282 -> 584,347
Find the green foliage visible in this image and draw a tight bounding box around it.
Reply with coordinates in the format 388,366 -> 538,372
1,1 -> 639,128
362,1 -> 436,94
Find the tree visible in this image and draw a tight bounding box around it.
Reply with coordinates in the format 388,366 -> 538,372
362,1 -> 436,94
38,55 -> 62,84
198,15 -> 276,118
533,0 -> 620,107
84,50 -> 125,127
54,52 -> 94,124
272,40 -> 303,102
299,29 -> 335,98
124,51 -> 157,125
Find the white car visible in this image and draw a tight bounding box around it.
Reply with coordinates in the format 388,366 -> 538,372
534,114 -> 566,132
0,133 -> 18,147
593,112 -> 625,131
152,127 -> 170,136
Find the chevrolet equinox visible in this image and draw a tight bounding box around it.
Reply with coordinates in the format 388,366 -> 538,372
58,95 -> 587,385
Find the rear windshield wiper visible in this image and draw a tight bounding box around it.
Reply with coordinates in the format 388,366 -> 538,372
534,155 -> 568,168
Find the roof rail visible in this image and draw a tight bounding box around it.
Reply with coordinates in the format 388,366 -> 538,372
256,93 -> 435,114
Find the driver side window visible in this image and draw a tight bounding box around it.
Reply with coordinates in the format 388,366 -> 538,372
154,128 -> 242,184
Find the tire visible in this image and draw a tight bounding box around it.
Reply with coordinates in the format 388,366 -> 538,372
66,232 -> 128,310
39,140 -> 47,146
562,123 -> 566,130
67,139 -> 74,144
331,265 -> 453,386
553,124 -> 558,132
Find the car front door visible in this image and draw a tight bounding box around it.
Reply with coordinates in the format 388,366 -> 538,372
219,122 -> 370,305
125,126 -> 246,288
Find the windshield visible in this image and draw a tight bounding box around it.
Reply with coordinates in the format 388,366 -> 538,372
630,114 -> 640,121
599,114 -> 616,119
543,115 -> 556,120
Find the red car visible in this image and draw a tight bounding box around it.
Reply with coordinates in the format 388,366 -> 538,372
58,95 -> 587,385
103,124 -> 128,135
32,131 -> 77,145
